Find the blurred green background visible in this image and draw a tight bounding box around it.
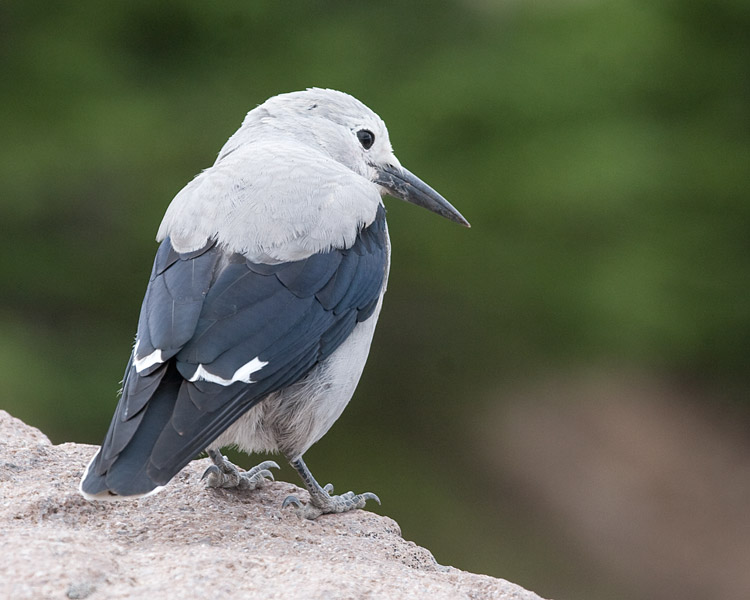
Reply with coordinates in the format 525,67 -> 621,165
2,1 -> 749,599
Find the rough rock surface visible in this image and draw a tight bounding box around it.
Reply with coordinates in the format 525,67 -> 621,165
0,410 -> 543,600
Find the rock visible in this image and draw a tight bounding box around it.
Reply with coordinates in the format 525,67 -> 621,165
0,410 -> 544,599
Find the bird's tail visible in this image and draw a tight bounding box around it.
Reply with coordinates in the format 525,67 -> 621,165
79,362 -> 182,500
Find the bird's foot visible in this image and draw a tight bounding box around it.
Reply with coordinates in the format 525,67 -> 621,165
282,482 -> 380,520
202,453 -> 279,491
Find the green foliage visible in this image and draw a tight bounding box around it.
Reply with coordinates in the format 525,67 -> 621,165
1,1 -> 748,597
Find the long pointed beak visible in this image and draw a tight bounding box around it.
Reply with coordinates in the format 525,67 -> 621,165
374,164 -> 470,228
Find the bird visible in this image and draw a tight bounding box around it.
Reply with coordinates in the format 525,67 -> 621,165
79,88 -> 469,519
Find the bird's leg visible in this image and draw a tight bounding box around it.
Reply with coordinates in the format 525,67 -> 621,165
202,449 -> 279,491
281,455 -> 380,519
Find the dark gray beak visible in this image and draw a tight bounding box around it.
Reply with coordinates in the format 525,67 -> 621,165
374,164 -> 470,228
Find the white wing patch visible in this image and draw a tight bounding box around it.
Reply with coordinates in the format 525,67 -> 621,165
188,357 -> 268,386
133,340 -> 165,373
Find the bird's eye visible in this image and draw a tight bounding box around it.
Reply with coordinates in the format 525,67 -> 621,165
356,129 -> 375,150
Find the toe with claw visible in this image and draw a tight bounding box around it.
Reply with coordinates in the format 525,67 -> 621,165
282,457 -> 380,519
202,450 -> 279,491
283,489 -> 381,520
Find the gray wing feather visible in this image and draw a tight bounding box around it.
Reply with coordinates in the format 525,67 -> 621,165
134,241 -> 220,375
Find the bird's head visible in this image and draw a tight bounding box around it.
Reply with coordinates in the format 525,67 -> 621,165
247,88 -> 470,228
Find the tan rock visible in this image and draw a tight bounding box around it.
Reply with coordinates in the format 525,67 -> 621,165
0,410 -> 543,600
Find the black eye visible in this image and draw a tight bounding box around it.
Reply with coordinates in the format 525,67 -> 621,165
356,129 -> 375,150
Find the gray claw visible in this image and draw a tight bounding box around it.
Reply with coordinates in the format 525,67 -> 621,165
257,469 -> 275,481
362,492 -> 381,505
252,460 -> 281,473
282,495 -> 302,509
201,464 -> 221,482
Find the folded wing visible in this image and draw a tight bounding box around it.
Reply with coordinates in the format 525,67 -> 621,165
81,205 -> 388,497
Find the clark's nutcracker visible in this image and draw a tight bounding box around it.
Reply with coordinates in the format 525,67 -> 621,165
79,88 -> 469,519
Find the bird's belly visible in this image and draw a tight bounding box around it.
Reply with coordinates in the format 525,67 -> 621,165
212,293 -> 384,459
